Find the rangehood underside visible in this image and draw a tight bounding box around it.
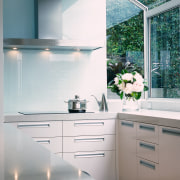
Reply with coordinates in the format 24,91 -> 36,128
3,38 -> 104,51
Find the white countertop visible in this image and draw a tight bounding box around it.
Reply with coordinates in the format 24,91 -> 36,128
4,112 -> 118,122
4,110 -> 180,128
118,109 -> 180,128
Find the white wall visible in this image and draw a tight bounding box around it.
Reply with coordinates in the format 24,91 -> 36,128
4,0 -> 106,113
0,0 -> 4,121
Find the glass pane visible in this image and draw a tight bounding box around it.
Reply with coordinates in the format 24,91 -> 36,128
150,7 -> 180,98
138,0 -> 171,10
106,0 -> 144,99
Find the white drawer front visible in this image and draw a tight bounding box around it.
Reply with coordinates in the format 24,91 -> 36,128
63,135 -> 115,152
63,119 -> 116,136
33,137 -> 62,153
13,121 -> 62,137
63,151 -> 116,180
137,158 -> 159,180
137,123 -> 158,144
137,140 -> 159,163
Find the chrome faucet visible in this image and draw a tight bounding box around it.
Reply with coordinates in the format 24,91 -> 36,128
91,93 -> 108,112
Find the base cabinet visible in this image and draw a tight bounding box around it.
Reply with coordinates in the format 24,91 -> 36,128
159,126 -> 180,180
63,119 -> 116,180
118,120 -> 137,180
118,120 -> 159,180
63,151 -> 116,180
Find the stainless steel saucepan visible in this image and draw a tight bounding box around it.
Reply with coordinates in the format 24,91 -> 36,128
65,95 -> 88,113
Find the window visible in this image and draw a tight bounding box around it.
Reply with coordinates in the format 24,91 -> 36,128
106,0 -> 180,111
149,7 -> 180,98
106,0 -> 144,99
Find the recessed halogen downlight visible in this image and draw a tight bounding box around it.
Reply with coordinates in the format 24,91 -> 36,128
12,47 -> 18,50
45,48 -> 50,51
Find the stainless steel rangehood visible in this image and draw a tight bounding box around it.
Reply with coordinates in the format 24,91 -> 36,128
3,0 -> 103,51
3,38 -> 103,51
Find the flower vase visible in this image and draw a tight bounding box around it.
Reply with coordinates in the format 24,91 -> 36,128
122,97 -> 140,112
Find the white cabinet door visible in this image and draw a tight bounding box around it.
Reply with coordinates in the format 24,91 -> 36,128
63,119 -> 116,136
118,120 -> 137,180
13,121 -> 62,137
137,157 -> 159,180
63,135 -> 115,152
137,140 -> 159,163
159,126 -> 180,180
137,123 -> 158,144
63,150 -> 116,180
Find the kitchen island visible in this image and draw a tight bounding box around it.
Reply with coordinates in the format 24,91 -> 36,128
0,123 -> 94,180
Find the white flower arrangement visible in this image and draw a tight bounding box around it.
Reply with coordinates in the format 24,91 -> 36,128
108,69 -> 148,100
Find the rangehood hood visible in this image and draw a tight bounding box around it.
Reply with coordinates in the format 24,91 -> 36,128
3,0 -> 103,51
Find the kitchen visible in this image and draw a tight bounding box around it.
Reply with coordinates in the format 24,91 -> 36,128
0,0 -> 180,180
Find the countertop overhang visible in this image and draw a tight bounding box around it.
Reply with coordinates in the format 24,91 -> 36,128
4,110 -> 180,128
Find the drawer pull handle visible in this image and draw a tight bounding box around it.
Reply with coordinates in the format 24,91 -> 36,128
139,125 -> 155,131
162,128 -> 180,136
74,152 -> 105,158
17,123 -> 50,128
74,137 -> 104,143
139,142 -> 155,151
121,121 -> 134,127
35,140 -> 50,144
140,160 -> 155,170
74,122 -> 104,127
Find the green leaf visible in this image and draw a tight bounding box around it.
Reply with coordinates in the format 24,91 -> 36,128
132,92 -> 141,100
120,91 -> 124,99
144,85 -> 149,91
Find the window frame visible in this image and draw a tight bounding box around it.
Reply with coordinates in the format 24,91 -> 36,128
144,0 -> 180,111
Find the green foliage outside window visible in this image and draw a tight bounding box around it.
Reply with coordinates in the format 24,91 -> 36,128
107,11 -> 144,84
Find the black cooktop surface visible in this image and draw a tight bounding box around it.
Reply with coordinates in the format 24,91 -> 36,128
18,111 -> 94,115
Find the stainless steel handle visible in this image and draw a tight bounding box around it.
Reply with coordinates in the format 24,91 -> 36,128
121,121 -> 134,127
139,124 -> 155,131
74,122 -> 104,127
35,139 -> 50,144
74,137 -> 104,143
74,152 -> 105,158
162,128 -> 180,136
139,142 -> 155,151
140,160 -> 155,170
17,123 -> 50,128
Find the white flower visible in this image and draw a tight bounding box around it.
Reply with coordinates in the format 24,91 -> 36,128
118,81 -> 125,91
114,77 -> 119,85
133,81 -> 144,92
134,72 -> 144,83
122,73 -> 133,82
124,83 -> 133,94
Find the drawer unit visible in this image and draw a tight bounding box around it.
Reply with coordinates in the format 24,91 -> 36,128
63,118 -> 116,180
13,121 -> 62,137
137,157 -> 159,180
33,137 -> 62,154
63,150 -> 116,180
63,119 -> 116,136
137,140 -> 159,163
10,121 -> 63,154
63,135 -> 115,152
137,123 -> 158,144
